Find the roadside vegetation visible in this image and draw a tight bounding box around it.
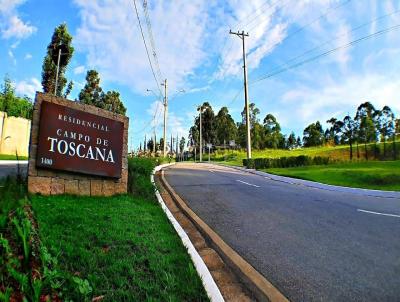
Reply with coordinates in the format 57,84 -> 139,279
1,157 -> 208,301
181,100 -> 399,191
265,161 -> 400,191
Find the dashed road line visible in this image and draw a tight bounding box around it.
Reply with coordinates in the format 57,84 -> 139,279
357,209 -> 400,218
236,180 -> 260,188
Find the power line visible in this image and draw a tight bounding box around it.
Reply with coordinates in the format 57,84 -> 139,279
266,8 -> 400,76
247,0 -> 352,79
132,0 -> 163,97
131,98 -> 162,135
251,23 -> 400,84
142,0 -> 163,82
218,0 -> 286,80
245,0 -> 290,32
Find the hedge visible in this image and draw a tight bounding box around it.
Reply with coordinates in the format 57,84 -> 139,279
243,155 -> 329,169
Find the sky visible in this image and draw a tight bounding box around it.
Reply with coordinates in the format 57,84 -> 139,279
1,0 -> 400,150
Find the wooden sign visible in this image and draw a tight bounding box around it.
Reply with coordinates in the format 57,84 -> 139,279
36,101 -> 124,178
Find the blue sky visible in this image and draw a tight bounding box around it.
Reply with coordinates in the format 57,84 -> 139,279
1,0 -> 400,150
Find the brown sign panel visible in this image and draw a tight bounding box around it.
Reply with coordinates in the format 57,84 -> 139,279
36,101 -> 124,178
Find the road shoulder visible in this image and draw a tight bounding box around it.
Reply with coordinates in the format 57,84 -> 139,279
159,167 -> 289,302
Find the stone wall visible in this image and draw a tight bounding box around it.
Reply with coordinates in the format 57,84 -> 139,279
28,92 -> 129,196
0,111 -> 31,157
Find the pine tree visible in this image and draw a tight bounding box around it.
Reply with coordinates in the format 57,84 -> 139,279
78,70 -> 103,107
41,23 -> 74,96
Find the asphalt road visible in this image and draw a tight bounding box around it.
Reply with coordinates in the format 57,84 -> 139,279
0,161 -> 28,180
164,163 -> 400,302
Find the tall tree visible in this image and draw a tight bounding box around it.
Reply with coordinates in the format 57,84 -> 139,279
78,70 -> 104,107
103,91 -> 127,115
287,132 -> 296,149
341,115 -> 355,160
79,70 -> 126,115
263,113 -> 283,149
196,102 -> 216,145
41,23 -> 74,96
377,106 -> 395,157
241,103 -> 260,128
355,102 -> 377,160
326,117 -> 341,145
303,121 -> 324,147
215,107 -> 237,147
179,137 -> 186,153
147,138 -> 154,152
189,125 -> 199,148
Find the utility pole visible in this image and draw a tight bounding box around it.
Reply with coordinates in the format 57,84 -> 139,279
230,30 -> 251,159
161,79 -> 168,157
176,133 -> 179,160
199,106 -> 203,162
171,133 -> 173,155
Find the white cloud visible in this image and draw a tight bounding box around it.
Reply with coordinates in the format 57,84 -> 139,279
0,0 -> 25,13
215,0 -> 354,79
279,72 -> 400,129
74,0 -> 208,94
24,53 -> 32,59
73,65 -> 85,75
2,15 -> 36,39
0,0 -> 36,40
15,77 -> 41,98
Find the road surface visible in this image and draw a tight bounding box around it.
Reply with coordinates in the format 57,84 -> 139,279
164,163 -> 400,302
0,161 -> 28,180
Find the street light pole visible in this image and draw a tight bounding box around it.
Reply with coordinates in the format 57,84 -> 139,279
199,106 -> 203,162
161,79 -> 168,157
54,47 -> 62,95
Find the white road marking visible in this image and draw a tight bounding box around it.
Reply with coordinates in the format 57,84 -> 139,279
236,180 -> 260,188
357,209 -> 400,218
209,169 -> 215,173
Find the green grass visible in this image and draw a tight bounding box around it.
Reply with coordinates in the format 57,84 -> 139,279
0,154 -> 28,160
31,193 -> 208,302
212,142 -> 400,166
265,160 -> 400,191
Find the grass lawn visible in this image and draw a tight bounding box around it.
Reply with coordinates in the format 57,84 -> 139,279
0,154 -> 28,160
31,194 -> 209,301
265,160 -> 400,191
211,142 -> 400,166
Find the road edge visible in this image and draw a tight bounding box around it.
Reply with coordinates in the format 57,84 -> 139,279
161,166 -> 289,302
213,162 -> 400,198
152,164 -> 224,302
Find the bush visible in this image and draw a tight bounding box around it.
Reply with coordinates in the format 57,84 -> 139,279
127,157 -> 157,199
244,155 -> 330,169
243,158 -> 255,169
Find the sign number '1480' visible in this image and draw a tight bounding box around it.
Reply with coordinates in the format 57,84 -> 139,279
41,157 -> 53,165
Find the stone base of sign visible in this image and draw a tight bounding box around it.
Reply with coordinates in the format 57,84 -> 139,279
28,93 -> 129,196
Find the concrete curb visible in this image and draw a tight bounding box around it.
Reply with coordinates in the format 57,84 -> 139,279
152,164 -> 224,302
213,163 -> 400,199
0,160 -> 28,165
161,167 -> 289,302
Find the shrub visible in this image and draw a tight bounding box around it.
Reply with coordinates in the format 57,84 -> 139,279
244,155 -> 330,169
127,157 -> 157,199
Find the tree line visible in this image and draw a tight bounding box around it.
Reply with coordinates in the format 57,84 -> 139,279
0,77 -> 33,119
188,101 -> 400,160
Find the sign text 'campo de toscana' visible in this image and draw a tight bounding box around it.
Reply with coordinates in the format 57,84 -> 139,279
36,101 -> 124,178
